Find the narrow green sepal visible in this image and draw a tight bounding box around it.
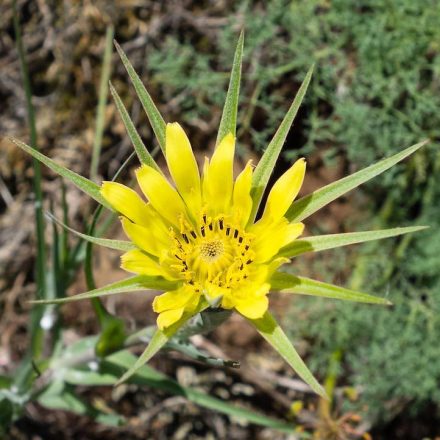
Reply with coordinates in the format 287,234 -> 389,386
216,30 -> 244,146
10,137 -> 112,210
278,226 -> 428,258
246,311 -> 327,398
286,139 -> 429,222
29,275 -> 176,305
270,272 -> 392,305
250,64 -> 315,221
115,302 -> 209,386
109,81 -> 161,171
114,40 -> 166,152
46,212 -> 135,252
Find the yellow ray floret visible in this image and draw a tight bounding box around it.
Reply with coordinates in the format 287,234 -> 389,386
100,122 -> 306,330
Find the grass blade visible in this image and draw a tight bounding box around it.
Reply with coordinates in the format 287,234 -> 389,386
270,272 -> 392,305
114,40 -> 166,151
10,138 -> 112,210
278,225 -> 428,258
13,0 -> 47,359
216,30 -> 244,146
247,311 -> 326,398
286,140 -> 429,222
90,25 -> 114,182
30,276 -> 175,304
46,212 -> 135,252
115,303 -> 208,385
110,82 -> 161,170
250,64 -> 314,221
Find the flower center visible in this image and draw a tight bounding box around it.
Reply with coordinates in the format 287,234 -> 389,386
168,214 -> 256,296
199,239 -> 224,262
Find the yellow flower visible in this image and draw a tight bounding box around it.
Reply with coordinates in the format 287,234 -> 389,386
101,123 -> 306,330
18,34 -> 426,394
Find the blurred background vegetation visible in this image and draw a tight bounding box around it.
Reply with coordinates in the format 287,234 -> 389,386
1,0 -> 439,439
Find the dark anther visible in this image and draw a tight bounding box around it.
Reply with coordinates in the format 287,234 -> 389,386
203,214 -> 207,223
190,231 -> 197,239
234,229 -> 239,238
208,223 -> 213,231
226,227 -> 231,236
175,254 -> 182,260
200,226 -> 206,237
182,233 -> 189,244
245,245 -> 249,250
238,237 -> 243,244
239,263 -> 244,270
219,219 -> 224,230
246,259 -> 253,265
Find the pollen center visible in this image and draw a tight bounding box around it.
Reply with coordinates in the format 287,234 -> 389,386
168,214 -> 256,297
199,239 -> 224,262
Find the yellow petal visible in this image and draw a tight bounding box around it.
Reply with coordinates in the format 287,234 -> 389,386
101,182 -> 150,226
202,133 -> 235,215
121,217 -> 170,257
157,307 -> 184,330
235,293 -> 269,319
120,249 -> 175,279
165,123 -> 201,215
251,219 -> 290,263
267,257 -> 290,279
136,165 -> 188,226
261,158 -> 306,222
153,286 -> 197,313
233,161 -> 253,227
284,222 -> 304,246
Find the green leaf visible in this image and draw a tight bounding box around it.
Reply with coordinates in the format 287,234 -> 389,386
10,138 -> 112,210
46,212 -> 135,252
30,275 -> 175,304
95,315 -> 126,357
278,226 -> 428,258
63,350 -> 295,433
109,81 -> 161,170
270,272 -> 392,305
286,139 -> 429,222
250,64 -> 314,220
115,302 -> 208,385
216,30 -> 244,146
114,41 -> 166,152
247,311 -> 326,398
38,380 -> 124,427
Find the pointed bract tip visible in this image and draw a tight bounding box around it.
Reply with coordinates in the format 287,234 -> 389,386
319,387 -> 330,400
28,299 -> 56,305
8,136 -> 20,145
